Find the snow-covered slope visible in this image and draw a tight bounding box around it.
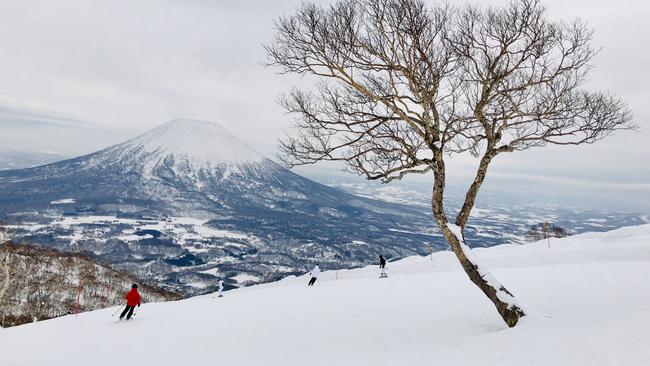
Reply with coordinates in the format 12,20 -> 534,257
2,225 -> 649,366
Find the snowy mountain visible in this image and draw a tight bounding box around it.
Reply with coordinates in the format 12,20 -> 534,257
1,224 -> 649,365
94,118 -> 267,187
0,119 -> 434,294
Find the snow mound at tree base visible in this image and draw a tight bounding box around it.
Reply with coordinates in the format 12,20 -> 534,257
2,224 -> 650,366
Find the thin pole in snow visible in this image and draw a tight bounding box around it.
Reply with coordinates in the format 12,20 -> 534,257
545,219 -> 551,249
111,305 -> 122,317
103,283 -> 113,308
429,242 -> 433,261
75,279 -> 83,316
336,259 -> 339,280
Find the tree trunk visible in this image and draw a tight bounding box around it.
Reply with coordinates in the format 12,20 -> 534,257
440,224 -> 525,327
430,162 -> 525,327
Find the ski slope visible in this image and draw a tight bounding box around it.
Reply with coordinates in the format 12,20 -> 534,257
2,224 -> 650,366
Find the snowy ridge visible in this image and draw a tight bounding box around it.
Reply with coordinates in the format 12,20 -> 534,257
2,224 -> 649,365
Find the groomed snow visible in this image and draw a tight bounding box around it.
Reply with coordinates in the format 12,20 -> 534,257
2,224 -> 650,366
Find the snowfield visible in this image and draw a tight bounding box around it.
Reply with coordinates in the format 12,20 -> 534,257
1,224 -> 650,366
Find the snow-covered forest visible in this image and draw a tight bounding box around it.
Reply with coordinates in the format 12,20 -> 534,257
0,242 -> 179,328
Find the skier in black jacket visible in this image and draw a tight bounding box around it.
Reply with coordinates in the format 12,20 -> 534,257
379,255 -> 387,278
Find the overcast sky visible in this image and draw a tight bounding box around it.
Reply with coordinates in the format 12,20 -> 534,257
0,0 -> 648,210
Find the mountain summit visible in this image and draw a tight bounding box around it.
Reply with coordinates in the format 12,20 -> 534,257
120,118 -> 264,166
88,118 -> 268,183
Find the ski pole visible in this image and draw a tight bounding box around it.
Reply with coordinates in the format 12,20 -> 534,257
111,305 -> 123,317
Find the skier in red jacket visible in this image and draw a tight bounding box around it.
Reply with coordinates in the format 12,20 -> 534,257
119,284 -> 141,321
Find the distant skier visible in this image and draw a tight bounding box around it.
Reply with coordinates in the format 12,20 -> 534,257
119,284 -> 141,321
307,264 -> 320,286
217,279 -> 224,298
379,255 -> 387,278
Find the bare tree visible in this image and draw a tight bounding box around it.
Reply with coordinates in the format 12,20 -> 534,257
266,0 -> 633,327
527,221 -> 567,242
0,247 -> 16,327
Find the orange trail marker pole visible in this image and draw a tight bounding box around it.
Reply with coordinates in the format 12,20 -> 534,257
75,279 -> 83,316
103,283 -> 113,307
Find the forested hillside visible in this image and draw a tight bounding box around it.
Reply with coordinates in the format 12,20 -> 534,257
0,242 -> 180,328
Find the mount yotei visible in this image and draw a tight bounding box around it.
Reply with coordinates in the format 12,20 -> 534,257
0,119 -> 436,294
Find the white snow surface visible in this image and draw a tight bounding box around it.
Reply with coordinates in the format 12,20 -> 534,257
49,198 -> 76,204
116,118 -> 264,166
2,224 -> 650,366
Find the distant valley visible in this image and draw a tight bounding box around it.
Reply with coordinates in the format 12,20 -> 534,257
0,149 -> 66,170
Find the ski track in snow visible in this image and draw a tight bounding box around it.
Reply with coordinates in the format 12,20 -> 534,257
1,224 -> 650,366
